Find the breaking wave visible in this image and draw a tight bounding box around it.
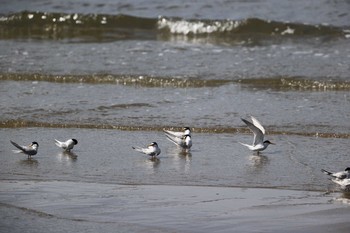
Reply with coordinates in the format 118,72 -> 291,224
0,11 -> 348,43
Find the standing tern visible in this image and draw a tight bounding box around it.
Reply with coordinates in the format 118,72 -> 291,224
10,140 -> 39,158
165,133 -> 192,149
331,178 -> 350,192
163,127 -> 191,138
239,116 -> 274,153
132,142 -> 161,158
55,138 -> 78,152
322,167 -> 350,180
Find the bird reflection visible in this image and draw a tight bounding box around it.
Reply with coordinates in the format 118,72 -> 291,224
248,153 -> 269,168
178,149 -> 192,157
144,157 -> 160,172
57,151 -> 78,162
19,158 -> 38,166
148,156 -> 160,163
167,147 -> 192,173
342,192 -> 350,200
333,192 -> 350,205
167,146 -> 192,158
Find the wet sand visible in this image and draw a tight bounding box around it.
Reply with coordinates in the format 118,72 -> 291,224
1,180 -> 350,233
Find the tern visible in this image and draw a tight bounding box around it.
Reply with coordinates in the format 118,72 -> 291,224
331,178 -> 350,192
10,140 -> 39,158
322,167 -> 350,180
55,138 -> 78,152
239,116 -> 274,153
132,142 -> 161,158
163,127 -> 191,138
165,133 -> 192,149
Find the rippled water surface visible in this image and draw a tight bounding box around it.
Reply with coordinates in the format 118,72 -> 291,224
0,127 -> 349,191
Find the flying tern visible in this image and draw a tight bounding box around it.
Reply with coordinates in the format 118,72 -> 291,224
322,167 -> 350,180
163,127 -> 191,138
55,138 -> 78,152
132,142 -> 161,158
10,140 -> 39,158
239,116 -> 274,153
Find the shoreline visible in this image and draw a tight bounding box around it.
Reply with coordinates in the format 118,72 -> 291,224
1,180 -> 349,233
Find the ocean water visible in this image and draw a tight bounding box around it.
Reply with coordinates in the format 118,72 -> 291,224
0,0 -> 350,232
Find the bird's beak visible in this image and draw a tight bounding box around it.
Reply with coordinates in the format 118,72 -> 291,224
270,142 -> 275,145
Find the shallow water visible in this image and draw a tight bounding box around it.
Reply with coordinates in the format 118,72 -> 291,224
1,128 -> 348,192
0,0 -> 350,232
1,80 -> 349,135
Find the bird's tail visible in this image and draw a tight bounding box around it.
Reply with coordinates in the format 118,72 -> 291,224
54,139 -> 62,147
12,150 -> 23,154
164,130 -> 177,138
238,142 -> 251,148
321,169 -> 333,176
132,146 -> 143,153
165,133 -> 178,146
163,129 -> 184,138
163,129 -> 170,134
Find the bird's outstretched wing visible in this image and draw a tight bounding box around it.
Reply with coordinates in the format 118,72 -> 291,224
241,118 -> 264,146
250,116 -> 265,135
